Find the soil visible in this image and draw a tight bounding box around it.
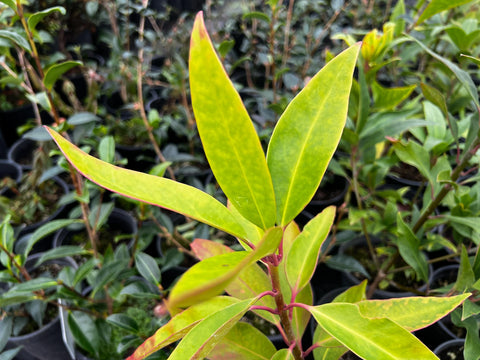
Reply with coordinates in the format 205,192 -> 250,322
390,162 -> 425,183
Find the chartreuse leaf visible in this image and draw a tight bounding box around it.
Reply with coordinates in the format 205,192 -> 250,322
209,322 -> 276,359
168,227 -> 282,309
417,0 -> 475,25
271,349 -> 295,360
46,128 -> 254,241
167,298 -> 257,360
191,239 -> 279,325
267,44 -> 360,226
286,206 -> 335,293
43,61 -> 83,91
292,284 -> 313,341
0,0 -> 16,11
189,12 -> 276,230
27,6 -> 66,32
126,297 -> 239,360
372,82 -> 416,111
309,303 -> 438,359
357,293 -> 470,331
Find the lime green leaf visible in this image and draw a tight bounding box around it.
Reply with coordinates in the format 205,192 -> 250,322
372,82 -> 416,111
286,206 -> 335,293
461,54 -> 480,66
309,303 -> 439,359
333,282 -> 368,303
169,227 -> 282,309
46,128 -> 254,241
267,44 -> 360,225
28,6 -> 66,32
106,314 -> 139,334
292,284 -> 313,341
0,30 -> 31,52
396,213 -> 429,283
189,12 -> 276,229
43,61 -> 82,91
135,252 -> 161,287
271,349 -> 294,360
0,0 -> 16,11
191,239 -> 278,325
357,293 -> 470,331
417,0 -> 475,25
126,297 -> 239,360
209,322 -> 276,359
168,299 -> 257,360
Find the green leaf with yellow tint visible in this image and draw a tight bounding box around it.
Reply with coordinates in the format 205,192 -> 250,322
309,303 -> 439,359
271,349 -> 294,360
46,128 -> 254,241
357,293 -> 470,331
167,299 -> 256,360
190,12 -> 276,229
209,322 -> 276,360
28,6 -> 65,32
417,0 -> 475,25
168,227 -> 282,309
44,61 -> 83,91
286,206 -> 335,293
267,44 -> 360,225
191,239 -> 279,325
126,296 -> 239,360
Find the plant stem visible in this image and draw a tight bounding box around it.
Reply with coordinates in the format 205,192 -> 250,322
268,264 -> 303,360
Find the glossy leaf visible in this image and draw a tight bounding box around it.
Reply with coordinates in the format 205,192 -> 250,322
190,12 -> 276,229
286,206 -> 335,293
267,44 -> 360,225
91,259 -> 129,297
126,297 -> 239,360
27,6 -> 66,32
372,82 -> 416,111
135,252 -> 161,287
209,322 -> 276,359
68,311 -> 99,358
357,293 -> 470,331
24,219 -> 81,257
34,245 -> 87,267
10,277 -> 58,292
167,299 -> 256,360
417,0 -> 475,25
309,303 -> 439,359
292,284 -> 313,340
396,213 -> 429,283
0,30 -> 31,52
169,227 -> 281,309
191,239 -> 278,324
271,349 -> 294,360
43,61 -> 83,90
46,128 -> 254,241
106,314 -> 139,334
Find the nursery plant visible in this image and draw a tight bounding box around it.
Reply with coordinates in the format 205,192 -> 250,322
47,12 -> 470,360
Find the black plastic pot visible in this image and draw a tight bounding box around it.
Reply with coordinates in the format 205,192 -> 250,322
304,173 -> 349,215
0,129 -> 7,158
337,236 -> 434,298
0,159 -> 22,196
7,138 -> 38,170
434,338 -> 465,359
7,254 -> 77,360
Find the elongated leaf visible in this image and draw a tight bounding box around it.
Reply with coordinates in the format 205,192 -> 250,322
417,0 -> 475,25
67,112 -> 101,125
28,6 -> 66,32
209,322 -> 276,359
106,314 -> 139,334
35,246 -> 87,267
267,44 -> 360,225
135,252 -> 161,287
309,303 -> 439,359
286,206 -> 335,293
407,35 -> 479,109
24,219 -> 81,257
68,311 -> 99,358
126,297 -> 239,360
43,61 -> 82,90
91,259 -> 129,297
168,299 -> 256,360
10,277 -> 58,292
396,213 -> 429,283
358,293 -> 469,331
191,239 -> 278,324
0,30 -> 31,52
0,294 -> 37,307
98,135 -> 115,163
372,83 -> 416,111
190,12 -> 276,229
169,227 -> 281,309
0,317 -> 12,352
46,128 -> 254,241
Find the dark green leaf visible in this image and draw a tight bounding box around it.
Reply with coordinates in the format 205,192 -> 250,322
35,246 -> 87,267
27,6 -> 66,32
11,277 -> 58,292
91,260 -> 128,297
135,252 -> 161,287
68,311 -> 99,357
0,30 -> 31,52
106,314 -> 139,334
43,61 -> 82,91
98,136 -> 115,164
